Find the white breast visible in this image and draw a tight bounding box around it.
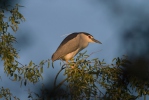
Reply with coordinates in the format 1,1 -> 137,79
62,49 -> 80,61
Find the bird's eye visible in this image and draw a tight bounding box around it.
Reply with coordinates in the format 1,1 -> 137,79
88,35 -> 92,39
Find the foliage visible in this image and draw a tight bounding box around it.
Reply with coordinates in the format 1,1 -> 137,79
0,2 -> 50,83
0,87 -> 20,100
32,52 -> 149,100
0,3 -> 49,100
1,2 -> 149,100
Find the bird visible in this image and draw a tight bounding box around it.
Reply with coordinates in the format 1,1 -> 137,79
51,32 -> 102,63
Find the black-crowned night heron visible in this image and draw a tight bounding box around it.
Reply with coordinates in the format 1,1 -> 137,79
52,32 -> 102,63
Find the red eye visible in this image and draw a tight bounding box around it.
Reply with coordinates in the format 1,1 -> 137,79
88,35 -> 92,38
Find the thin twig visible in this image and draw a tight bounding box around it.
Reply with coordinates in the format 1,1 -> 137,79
15,60 -> 25,67
88,49 -> 102,58
54,64 -> 66,88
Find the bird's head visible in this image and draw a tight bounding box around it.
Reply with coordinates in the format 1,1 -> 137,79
82,32 -> 102,44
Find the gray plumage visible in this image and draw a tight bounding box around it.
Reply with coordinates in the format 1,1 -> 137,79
52,32 -> 101,62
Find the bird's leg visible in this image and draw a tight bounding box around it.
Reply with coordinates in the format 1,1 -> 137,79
65,60 -> 70,69
64,58 -> 75,68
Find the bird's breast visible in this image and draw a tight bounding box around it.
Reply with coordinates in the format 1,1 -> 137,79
62,49 -> 80,61
62,42 -> 89,61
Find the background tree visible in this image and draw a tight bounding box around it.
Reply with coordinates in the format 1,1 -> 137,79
0,1 -> 46,99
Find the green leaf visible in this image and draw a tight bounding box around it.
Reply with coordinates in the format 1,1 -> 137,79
10,25 -> 16,32
29,60 -> 33,67
52,62 -> 54,68
13,74 -> 17,81
48,61 -> 50,68
40,67 -> 43,73
112,58 -> 116,62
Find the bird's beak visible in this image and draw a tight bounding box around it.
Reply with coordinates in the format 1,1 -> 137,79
92,38 -> 102,44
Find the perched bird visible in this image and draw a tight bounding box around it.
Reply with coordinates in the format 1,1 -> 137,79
52,32 -> 102,63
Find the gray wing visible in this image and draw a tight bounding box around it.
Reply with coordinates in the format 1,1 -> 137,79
52,33 -> 80,61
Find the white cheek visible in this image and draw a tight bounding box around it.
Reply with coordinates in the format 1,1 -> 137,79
88,38 -> 94,43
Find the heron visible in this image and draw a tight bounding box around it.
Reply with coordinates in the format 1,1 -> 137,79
51,32 -> 102,63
